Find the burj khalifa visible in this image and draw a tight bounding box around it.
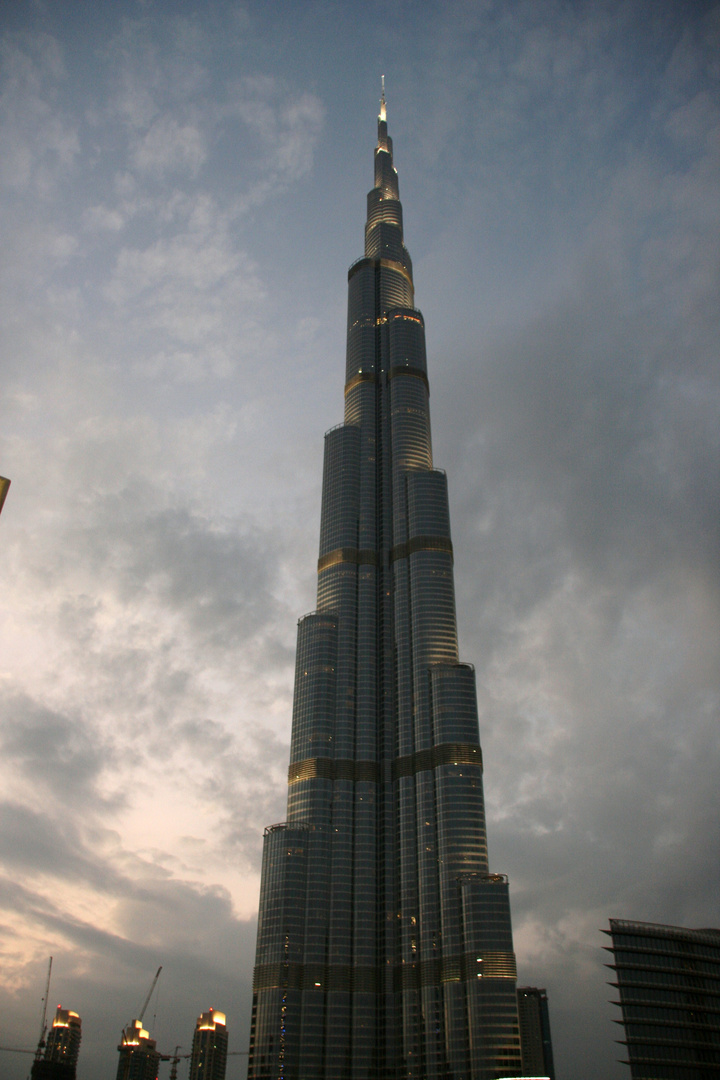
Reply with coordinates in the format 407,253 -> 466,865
247,85 -> 523,1080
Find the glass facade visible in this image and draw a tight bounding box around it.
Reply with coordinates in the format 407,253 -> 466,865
248,90 -> 522,1080
604,918 -> 720,1079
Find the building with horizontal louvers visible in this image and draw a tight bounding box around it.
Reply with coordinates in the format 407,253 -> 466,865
247,83 -> 522,1080
604,918 -> 720,1079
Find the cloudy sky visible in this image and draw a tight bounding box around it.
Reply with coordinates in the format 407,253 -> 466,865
1,1 -> 718,1077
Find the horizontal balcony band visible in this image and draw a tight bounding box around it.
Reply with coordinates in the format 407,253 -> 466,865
390,534 -> 453,563
317,535 -> 453,573
387,364 -> 429,390
344,371 -> 377,394
348,256 -> 414,289
317,547 -> 380,572
253,951 -> 515,992
344,365 -> 429,395
288,743 -> 482,785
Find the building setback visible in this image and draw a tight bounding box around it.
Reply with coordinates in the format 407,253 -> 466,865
189,1009 -> 228,1080
247,86 -> 522,1080
604,918 -> 720,1078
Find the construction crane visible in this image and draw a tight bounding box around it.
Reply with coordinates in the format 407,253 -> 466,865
157,1045 -> 248,1079
117,967 -> 163,1080
33,957 -> 53,1064
137,965 -> 162,1024
0,957 -> 53,1067
159,1044 -> 189,1080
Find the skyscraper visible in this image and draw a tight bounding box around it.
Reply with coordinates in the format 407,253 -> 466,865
604,918 -> 720,1078
189,1009 -> 228,1080
30,1006 -> 82,1080
116,1019 -> 160,1080
248,85 -> 522,1080
516,988 -> 555,1080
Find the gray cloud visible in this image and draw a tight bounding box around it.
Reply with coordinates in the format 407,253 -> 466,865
0,695 -> 120,812
0,805 -> 125,892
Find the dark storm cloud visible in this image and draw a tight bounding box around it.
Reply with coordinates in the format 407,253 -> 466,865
62,492 -> 284,649
457,270 -> 718,595
0,694 -> 120,811
441,163 -> 720,916
0,804 -> 125,891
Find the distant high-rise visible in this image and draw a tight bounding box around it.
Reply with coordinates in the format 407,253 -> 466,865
116,1019 -> 160,1080
604,918 -> 720,1078
189,1008 -> 228,1080
30,1006 -> 82,1080
516,988 -> 555,1080
247,84 -> 522,1080
0,476 -> 10,516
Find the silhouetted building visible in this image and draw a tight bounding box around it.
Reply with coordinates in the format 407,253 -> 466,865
517,987 -> 555,1079
189,1009 -> 228,1080
247,84 -> 522,1080
0,476 -> 10,516
30,1006 -> 82,1080
604,918 -> 720,1078
116,1019 -> 160,1080
30,1063 -> 76,1080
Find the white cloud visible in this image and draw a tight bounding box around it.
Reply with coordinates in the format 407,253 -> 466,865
133,114 -> 207,177
0,32 -> 80,195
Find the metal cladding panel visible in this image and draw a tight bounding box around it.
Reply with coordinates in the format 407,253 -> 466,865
390,376 -> 432,483
387,306 -> 427,375
288,613 -> 338,808
249,98 -> 520,1080
406,473 -> 458,680
430,663 -> 481,745
374,147 -> 399,198
254,825 -> 310,964
365,219 -> 409,267
366,189 -> 403,231
379,264 -> 414,311
458,875 -> 522,1080
318,424 -> 360,556
346,261 -> 376,385
406,469 -> 451,539
431,665 -> 488,886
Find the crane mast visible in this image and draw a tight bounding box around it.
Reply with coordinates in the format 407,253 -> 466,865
33,957 -> 53,1064
137,965 -> 162,1024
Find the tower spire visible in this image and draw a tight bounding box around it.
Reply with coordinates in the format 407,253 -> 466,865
376,75 -> 392,158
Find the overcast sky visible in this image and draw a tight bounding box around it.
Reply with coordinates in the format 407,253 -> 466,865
1,2 -> 718,1078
